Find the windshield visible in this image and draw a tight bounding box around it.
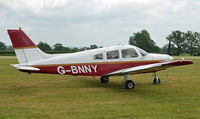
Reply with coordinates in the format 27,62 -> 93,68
137,48 -> 148,56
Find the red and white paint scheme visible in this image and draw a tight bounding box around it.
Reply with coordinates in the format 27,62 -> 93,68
8,28 -> 193,89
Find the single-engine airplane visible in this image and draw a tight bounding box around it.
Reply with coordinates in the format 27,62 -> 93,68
8,28 -> 193,89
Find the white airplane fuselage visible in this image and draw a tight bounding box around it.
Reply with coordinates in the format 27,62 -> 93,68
18,45 -> 173,76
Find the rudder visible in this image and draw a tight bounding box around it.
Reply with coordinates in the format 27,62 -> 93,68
8,27 -> 52,64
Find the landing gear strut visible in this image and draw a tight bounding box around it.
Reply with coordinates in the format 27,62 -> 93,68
122,74 -> 135,89
153,73 -> 160,85
100,76 -> 109,83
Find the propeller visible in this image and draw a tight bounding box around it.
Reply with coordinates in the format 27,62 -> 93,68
167,40 -> 171,55
166,40 -> 171,83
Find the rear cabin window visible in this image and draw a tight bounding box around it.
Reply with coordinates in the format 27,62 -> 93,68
93,53 -> 103,59
121,48 -> 138,58
107,50 -> 119,59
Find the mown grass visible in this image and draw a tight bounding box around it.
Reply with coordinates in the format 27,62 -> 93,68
0,56 -> 199,119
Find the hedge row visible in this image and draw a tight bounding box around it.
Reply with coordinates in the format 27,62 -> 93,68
0,51 -> 75,56
0,51 -> 15,56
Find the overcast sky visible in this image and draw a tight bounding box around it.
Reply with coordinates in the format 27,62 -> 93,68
0,0 -> 200,48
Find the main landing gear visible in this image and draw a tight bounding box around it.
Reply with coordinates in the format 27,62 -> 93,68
100,76 -> 109,83
100,74 -> 135,89
153,73 -> 160,85
122,74 -> 135,89
100,73 -> 160,89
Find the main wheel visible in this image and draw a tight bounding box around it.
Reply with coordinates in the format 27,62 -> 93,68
100,76 -> 109,83
125,80 -> 135,89
153,77 -> 160,85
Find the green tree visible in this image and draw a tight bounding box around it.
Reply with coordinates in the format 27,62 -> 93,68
167,30 -> 185,55
53,43 -> 66,51
0,42 -> 7,50
79,45 -> 102,51
129,29 -> 160,53
65,47 -> 72,52
37,42 -> 51,51
90,45 -> 98,49
7,45 -> 14,51
184,31 -> 200,56
71,47 -> 79,52
162,44 -> 177,55
152,46 -> 161,53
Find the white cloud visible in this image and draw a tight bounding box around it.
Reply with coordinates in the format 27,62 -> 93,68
0,0 -> 69,14
0,0 -> 200,47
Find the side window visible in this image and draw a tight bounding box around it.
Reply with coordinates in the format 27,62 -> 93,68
93,53 -> 103,59
107,50 -> 119,59
121,48 -> 138,58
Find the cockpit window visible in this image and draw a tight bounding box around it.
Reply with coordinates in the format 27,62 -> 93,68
107,50 -> 119,59
93,53 -> 103,59
137,48 -> 148,56
121,48 -> 138,58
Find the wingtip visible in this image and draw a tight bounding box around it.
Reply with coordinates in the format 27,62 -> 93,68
174,60 -> 193,65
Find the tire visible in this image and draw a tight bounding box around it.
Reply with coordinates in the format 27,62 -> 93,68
125,80 -> 135,89
153,77 -> 160,85
100,76 -> 109,83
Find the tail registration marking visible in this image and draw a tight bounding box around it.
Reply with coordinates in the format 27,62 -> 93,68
57,65 -> 97,75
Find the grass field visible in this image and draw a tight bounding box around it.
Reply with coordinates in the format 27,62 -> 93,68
0,56 -> 199,119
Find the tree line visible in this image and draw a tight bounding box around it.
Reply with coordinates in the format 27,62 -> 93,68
1,29 -> 200,56
0,41 -> 101,53
37,42 -> 102,52
129,30 -> 200,56
166,30 -> 200,56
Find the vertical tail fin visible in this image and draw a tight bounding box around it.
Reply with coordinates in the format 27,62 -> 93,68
8,27 -> 52,64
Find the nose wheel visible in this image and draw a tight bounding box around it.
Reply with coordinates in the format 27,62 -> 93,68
153,73 -> 160,85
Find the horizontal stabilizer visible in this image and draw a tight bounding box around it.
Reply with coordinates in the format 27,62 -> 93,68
11,64 -> 40,71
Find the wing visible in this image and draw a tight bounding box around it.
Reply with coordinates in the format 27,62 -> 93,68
107,60 -> 193,76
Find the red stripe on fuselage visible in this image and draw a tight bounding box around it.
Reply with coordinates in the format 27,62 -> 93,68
29,60 -> 163,76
